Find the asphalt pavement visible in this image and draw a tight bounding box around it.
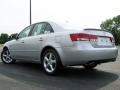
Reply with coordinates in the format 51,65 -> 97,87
0,47 -> 120,90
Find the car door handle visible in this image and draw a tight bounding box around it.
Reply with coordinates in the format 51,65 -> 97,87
39,38 -> 43,41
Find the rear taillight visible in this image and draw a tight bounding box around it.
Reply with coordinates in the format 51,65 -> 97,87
70,33 -> 97,41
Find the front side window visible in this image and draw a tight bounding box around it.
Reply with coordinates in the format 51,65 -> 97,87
18,26 -> 32,38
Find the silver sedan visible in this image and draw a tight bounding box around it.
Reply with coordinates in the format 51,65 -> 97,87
1,21 -> 118,75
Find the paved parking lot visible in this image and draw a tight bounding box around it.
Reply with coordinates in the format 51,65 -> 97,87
0,47 -> 120,90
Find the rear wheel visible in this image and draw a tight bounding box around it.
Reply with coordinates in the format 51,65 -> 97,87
42,49 -> 62,75
1,49 -> 16,64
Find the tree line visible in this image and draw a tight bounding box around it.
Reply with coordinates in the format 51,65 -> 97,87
0,33 -> 17,44
100,15 -> 120,45
0,15 -> 120,45
0,33 -> 9,44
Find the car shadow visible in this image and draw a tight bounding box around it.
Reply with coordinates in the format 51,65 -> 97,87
0,61 -> 118,90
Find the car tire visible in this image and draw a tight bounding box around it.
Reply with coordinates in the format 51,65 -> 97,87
1,48 -> 16,64
41,49 -> 62,75
83,63 -> 97,69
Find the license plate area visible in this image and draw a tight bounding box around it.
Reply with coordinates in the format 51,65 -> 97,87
97,36 -> 112,46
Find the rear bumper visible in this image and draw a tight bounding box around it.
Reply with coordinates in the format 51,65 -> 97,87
86,58 -> 116,64
56,46 -> 118,66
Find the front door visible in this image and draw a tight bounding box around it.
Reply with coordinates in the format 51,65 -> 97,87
10,25 -> 33,60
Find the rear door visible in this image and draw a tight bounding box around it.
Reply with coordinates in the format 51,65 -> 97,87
23,22 -> 46,61
23,22 -> 54,61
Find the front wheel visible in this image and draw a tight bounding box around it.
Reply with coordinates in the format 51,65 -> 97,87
1,49 -> 16,64
42,49 -> 62,75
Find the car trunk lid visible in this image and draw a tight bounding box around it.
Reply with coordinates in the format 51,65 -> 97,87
84,28 -> 115,48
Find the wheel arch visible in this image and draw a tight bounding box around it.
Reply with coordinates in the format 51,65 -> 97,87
2,46 -> 9,51
40,45 -> 63,66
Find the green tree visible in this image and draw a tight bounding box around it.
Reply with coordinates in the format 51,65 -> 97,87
100,15 -> 120,45
0,33 -> 9,44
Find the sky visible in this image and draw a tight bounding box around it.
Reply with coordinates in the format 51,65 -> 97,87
0,0 -> 120,35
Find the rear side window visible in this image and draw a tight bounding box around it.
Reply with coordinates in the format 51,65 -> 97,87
44,23 -> 54,34
31,23 -> 46,36
31,22 -> 54,36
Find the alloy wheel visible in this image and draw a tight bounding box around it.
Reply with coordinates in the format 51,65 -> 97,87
1,49 -> 15,64
43,52 -> 57,73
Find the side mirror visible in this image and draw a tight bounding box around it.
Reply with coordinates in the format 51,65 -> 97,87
9,33 -> 19,40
